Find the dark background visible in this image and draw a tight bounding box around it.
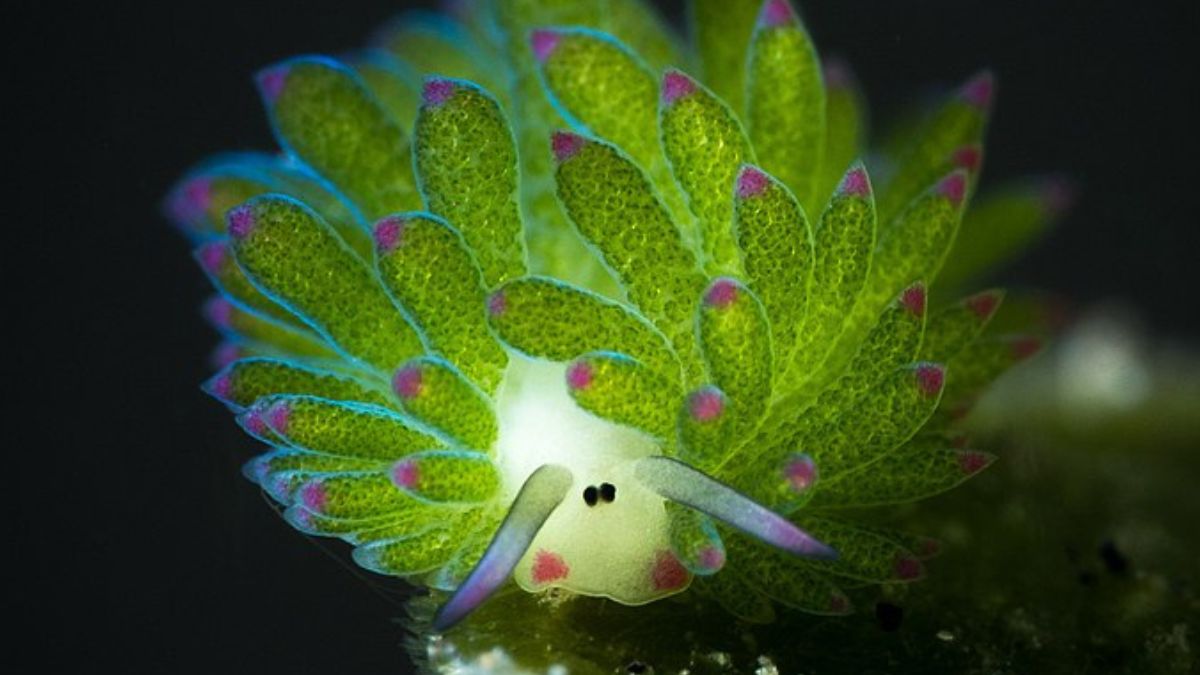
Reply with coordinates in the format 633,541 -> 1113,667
14,0 -> 1195,673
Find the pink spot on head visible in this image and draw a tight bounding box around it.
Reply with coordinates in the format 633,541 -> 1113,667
951,144 -> 982,173
828,593 -> 850,614
197,241 -> 227,273
783,454 -> 818,492
391,459 -> 421,489
373,217 -> 405,253
227,205 -> 256,240
839,165 -> 871,197
1041,175 -> 1076,215
204,297 -> 234,328
241,407 -> 269,437
204,373 -> 233,401
894,554 -> 924,580
661,70 -> 697,105
966,290 -> 1001,320
530,29 -> 561,62
759,0 -> 795,27
651,551 -> 690,590
960,70 -> 995,110
422,78 -> 457,106
900,283 -> 926,317
1010,336 -> 1043,361
566,360 -> 594,391
256,64 -> 290,102
689,387 -> 726,422
210,342 -> 243,369
300,480 -> 327,512
936,172 -> 967,206
914,363 -> 945,397
703,278 -> 739,309
532,549 -> 569,584
697,545 -> 726,571
266,401 -> 291,435
487,291 -> 507,317
957,450 -> 992,475
392,365 -> 424,400
551,131 -> 584,163
736,165 -> 770,199
822,56 -> 853,89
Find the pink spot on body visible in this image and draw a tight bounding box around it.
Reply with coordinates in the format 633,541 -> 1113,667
530,29 -> 561,62
839,166 -> 871,197
1010,336 -> 1043,361
894,554 -> 924,580
651,551 -> 690,590
703,278 -> 739,308
266,402 -> 291,435
937,172 -> 967,205
759,0 -> 795,27
688,387 -> 725,422
551,131 -> 584,162
661,70 -> 697,105
914,363 -> 945,397
257,65 -> 290,102
566,361 -> 594,391
300,480 -> 328,512
783,454 -> 818,492
951,145 -> 982,173
486,291 -> 507,317
227,205 -> 256,240
900,283 -> 927,317
960,71 -> 995,110
736,165 -> 770,199
197,241 -> 227,273
391,459 -> 421,489
374,217 -> 405,253
532,550 -> 569,584
966,291 -> 1000,320
392,365 -> 424,400
957,450 -> 992,475
697,545 -> 725,571
422,78 -> 457,106
204,298 -> 234,328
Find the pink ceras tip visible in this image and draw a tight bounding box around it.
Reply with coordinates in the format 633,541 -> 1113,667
198,241 -> 226,273
937,172 -> 967,205
704,278 -> 739,308
206,373 -> 233,401
266,402 -> 291,435
951,145 -> 983,173
566,361 -> 594,391
257,65 -> 290,102
960,71 -> 995,109
423,78 -> 456,106
551,131 -> 584,162
205,298 -> 234,328
736,165 -> 770,199
822,57 -> 853,89
957,450 -> 992,475
172,178 -> 212,224
839,166 -> 870,197
900,283 -> 926,317
661,71 -> 697,105
530,29 -> 561,62
227,205 -> 255,240
392,459 -> 420,489
894,554 -> 923,580
1010,336 -> 1042,361
698,545 -> 726,571
966,291 -> 1000,320
241,408 -> 269,436
487,291 -> 507,317
759,0 -> 795,27
300,480 -> 328,512
689,388 -> 725,422
374,217 -> 405,253
914,364 -> 945,397
393,365 -> 424,399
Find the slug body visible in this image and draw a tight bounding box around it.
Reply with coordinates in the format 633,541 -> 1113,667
169,0 -> 1057,631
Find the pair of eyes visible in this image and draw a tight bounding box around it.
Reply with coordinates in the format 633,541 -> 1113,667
581,482 -> 616,506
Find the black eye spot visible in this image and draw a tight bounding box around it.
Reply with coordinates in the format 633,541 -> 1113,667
583,485 -> 599,506
599,482 -> 616,502
625,660 -> 649,674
